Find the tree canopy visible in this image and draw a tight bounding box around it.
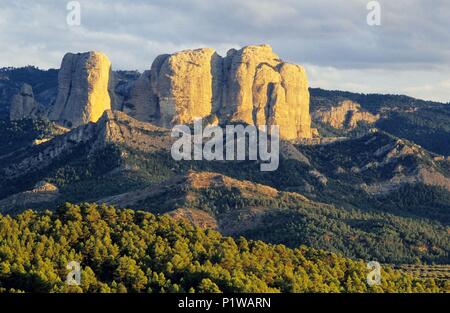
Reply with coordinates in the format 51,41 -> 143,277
0,203 -> 447,293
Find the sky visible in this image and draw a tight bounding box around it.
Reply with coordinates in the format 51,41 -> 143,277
0,0 -> 449,102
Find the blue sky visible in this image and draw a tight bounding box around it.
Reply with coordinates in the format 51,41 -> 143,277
1,0 -> 449,102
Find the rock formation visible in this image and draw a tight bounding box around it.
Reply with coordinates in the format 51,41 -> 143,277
49,51 -> 111,128
9,83 -> 38,120
108,70 -> 140,111
313,100 -> 379,129
46,46 -> 312,139
222,45 -> 311,139
126,44 -> 312,139
123,70 -> 159,122
152,48 -> 219,127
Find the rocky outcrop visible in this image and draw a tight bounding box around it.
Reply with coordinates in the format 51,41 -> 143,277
49,51 -> 112,128
9,83 -> 38,120
152,48 -> 219,127
44,46 -> 311,139
0,181 -> 59,212
313,100 -> 379,129
123,70 -> 159,122
126,44 -> 312,139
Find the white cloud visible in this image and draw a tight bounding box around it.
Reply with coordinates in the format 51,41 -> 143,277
0,0 -> 449,102
307,64 -> 450,102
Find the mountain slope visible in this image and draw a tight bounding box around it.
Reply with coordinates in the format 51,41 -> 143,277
0,66 -> 58,120
0,111 -> 449,263
310,88 -> 450,156
95,170 -> 449,264
0,118 -> 66,157
0,111 -> 177,211
3,111 -> 449,219
294,131 -> 450,224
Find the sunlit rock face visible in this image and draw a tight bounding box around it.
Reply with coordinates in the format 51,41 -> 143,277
127,44 -> 312,139
49,51 -> 111,128
220,45 -> 311,139
49,46 -> 312,139
313,100 -> 379,130
152,48 -> 218,127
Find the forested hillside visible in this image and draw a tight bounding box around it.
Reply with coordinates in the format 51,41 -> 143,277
309,88 -> 450,156
0,203 -> 447,293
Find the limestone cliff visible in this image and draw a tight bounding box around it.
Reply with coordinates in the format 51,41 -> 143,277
153,48 -> 218,127
127,44 -> 312,139
222,45 -> 311,139
9,83 -> 38,120
313,100 -> 379,129
48,46 -> 312,139
49,51 -> 111,128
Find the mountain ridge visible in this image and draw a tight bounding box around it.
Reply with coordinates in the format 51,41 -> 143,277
0,111 -> 448,263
